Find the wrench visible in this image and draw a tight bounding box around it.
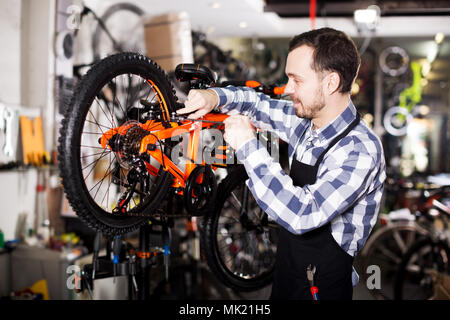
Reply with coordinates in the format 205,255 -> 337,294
307,264 -> 319,300
3,107 -> 15,157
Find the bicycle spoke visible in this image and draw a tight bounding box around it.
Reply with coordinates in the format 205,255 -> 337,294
81,151 -> 109,158
94,97 -> 115,128
91,159 -> 114,201
82,150 -> 110,181
87,109 -> 107,135
113,77 -> 127,122
392,230 -> 408,253
85,120 -> 112,131
100,153 -> 113,210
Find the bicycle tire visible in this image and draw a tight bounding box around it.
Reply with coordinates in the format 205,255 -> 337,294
58,52 -> 177,235
92,3 -> 145,61
201,165 -> 278,292
358,220 -> 428,300
394,237 -> 450,300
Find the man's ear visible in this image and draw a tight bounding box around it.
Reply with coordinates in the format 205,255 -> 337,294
324,72 -> 341,95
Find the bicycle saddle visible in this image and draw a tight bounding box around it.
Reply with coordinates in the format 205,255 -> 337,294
175,63 -> 217,86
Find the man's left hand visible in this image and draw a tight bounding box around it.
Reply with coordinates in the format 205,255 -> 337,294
223,115 -> 256,150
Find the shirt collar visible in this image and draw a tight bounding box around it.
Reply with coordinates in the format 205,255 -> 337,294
311,100 -> 357,143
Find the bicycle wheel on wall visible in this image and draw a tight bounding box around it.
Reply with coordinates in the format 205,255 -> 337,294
201,165 -> 278,292
58,52 -> 177,235
358,220 -> 429,299
394,237 -> 450,300
92,3 -> 145,61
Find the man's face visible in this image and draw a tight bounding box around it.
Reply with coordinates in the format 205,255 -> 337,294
284,45 -> 326,119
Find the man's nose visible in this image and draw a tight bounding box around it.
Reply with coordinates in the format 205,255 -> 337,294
284,79 -> 295,95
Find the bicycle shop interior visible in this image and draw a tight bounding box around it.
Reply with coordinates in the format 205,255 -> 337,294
0,0 -> 449,303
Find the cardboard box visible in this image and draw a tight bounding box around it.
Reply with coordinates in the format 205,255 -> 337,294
143,12 -> 194,72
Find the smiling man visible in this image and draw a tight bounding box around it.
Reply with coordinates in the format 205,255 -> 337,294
177,27 -> 386,300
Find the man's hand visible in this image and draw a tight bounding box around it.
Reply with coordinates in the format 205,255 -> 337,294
176,89 -> 218,119
223,115 -> 256,150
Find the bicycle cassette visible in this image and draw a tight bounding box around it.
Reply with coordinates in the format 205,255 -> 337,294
184,165 -> 217,216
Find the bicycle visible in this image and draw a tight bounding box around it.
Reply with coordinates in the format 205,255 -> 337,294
394,185 -> 450,300
358,175 -> 445,300
58,51 -> 285,291
57,2 -> 145,118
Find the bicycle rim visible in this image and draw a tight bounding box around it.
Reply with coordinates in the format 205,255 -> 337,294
202,166 -> 278,291
395,238 -> 450,300
59,53 -> 177,234
359,221 -> 428,300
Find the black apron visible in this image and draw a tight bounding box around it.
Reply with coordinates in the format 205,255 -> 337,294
271,113 -> 360,300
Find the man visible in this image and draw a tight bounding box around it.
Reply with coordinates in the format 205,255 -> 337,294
177,27 -> 386,300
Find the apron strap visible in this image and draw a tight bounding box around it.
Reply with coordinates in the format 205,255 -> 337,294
314,112 -> 361,168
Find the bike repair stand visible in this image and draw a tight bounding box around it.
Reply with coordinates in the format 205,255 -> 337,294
79,219 -> 172,300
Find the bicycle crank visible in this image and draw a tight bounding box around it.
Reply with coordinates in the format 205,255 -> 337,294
184,165 -> 217,216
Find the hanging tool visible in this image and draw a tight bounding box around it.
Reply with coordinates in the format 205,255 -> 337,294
112,235 -> 121,283
307,264 -> 319,300
162,224 -> 171,281
92,231 -> 102,280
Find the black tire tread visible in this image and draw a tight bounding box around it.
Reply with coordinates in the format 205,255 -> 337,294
201,165 -> 275,291
58,52 -> 176,235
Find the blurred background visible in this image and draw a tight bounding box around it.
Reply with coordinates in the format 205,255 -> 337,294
0,0 -> 449,301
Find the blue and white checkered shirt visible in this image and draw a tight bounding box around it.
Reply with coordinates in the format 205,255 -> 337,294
211,86 -> 386,285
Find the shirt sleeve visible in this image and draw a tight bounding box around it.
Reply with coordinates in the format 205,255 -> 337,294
208,86 -> 301,143
235,136 -> 378,234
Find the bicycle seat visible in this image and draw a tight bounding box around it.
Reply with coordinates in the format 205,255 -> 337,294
175,64 -> 217,85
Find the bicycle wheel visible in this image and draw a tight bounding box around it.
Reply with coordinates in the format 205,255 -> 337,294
92,3 -> 145,61
394,237 -> 450,300
358,221 -> 428,299
201,165 -> 278,292
58,52 -> 177,235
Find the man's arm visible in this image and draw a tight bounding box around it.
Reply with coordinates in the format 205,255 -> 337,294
235,136 -> 382,234
210,86 -> 300,143
176,86 -> 303,143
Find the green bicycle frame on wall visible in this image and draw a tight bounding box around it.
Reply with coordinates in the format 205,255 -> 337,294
399,61 -> 423,112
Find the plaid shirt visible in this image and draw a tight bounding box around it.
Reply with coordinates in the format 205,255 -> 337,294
211,86 -> 386,285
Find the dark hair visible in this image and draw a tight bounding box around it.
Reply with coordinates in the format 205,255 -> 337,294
289,27 -> 360,93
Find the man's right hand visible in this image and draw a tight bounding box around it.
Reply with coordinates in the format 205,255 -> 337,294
176,89 -> 219,119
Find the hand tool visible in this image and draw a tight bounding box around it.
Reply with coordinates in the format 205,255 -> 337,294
162,225 -> 171,281
307,264 -> 319,300
92,231 -> 102,280
113,236 -> 121,283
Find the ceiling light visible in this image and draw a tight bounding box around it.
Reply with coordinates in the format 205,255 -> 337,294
206,25 -> 216,35
363,113 -> 374,125
419,105 -> 430,116
426,43 -> 438,63
421,60 -> 431,76
351,82 -> 360,95
421,78 -> 428,87
210,2 -> 221,9
239,21 -> 248,29
435,32 -> 445,44
354,5 -> 380,31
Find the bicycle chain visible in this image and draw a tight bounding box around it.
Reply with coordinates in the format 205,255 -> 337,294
111,207 -> 189,219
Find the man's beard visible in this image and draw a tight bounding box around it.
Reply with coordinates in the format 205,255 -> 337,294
293,87 -> 325,119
